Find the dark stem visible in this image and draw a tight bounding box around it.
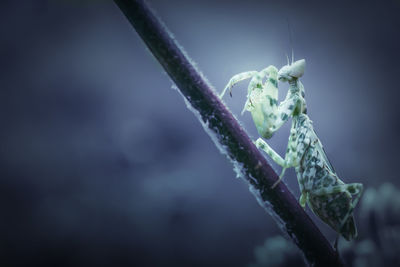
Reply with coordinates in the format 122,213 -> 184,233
113,0 -> 343,266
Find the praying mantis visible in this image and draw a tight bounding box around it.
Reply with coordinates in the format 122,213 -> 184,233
219,58 -> 363,242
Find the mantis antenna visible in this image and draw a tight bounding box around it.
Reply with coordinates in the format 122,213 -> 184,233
286,18 -> 294,64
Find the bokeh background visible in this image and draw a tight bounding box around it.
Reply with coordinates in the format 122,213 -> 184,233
1,0 -> 400,266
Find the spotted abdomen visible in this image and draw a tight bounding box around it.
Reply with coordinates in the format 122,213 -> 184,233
308,191 -> 357,241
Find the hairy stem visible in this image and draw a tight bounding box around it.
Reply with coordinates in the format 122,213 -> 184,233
113,0 -> 343,266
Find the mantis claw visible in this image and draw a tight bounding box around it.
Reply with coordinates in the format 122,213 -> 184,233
271,167 -> 287,189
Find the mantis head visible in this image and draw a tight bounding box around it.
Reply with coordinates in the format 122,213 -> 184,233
278,59 -> 306,82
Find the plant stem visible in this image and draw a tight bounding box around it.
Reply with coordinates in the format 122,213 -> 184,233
113,0 -> 343,266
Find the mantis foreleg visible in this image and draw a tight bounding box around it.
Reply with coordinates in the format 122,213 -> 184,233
220,71 -> 258,99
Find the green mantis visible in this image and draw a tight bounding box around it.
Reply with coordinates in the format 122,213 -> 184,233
220,58 -> 363,242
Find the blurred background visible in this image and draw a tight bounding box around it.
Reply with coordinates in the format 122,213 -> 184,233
1,0 -> 399,266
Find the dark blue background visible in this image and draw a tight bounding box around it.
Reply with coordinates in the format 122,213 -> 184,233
1,0 -> 399,266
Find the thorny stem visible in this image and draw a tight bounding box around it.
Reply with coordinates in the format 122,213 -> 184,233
113,0 -> 344,266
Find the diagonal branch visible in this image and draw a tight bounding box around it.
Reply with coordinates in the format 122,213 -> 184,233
113,0 -> 343,266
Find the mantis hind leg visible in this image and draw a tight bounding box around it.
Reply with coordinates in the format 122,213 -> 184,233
338,183 -> 363,231
333,234 -> 341,260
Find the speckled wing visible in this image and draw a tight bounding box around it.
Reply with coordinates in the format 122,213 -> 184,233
312,129 -> 336,174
